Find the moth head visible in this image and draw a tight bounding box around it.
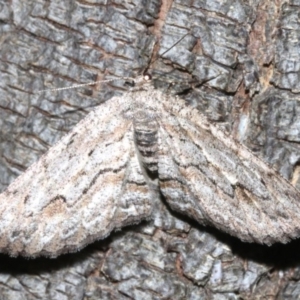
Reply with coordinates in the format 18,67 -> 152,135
126,73 -> 153,90
143,73 -> 152,82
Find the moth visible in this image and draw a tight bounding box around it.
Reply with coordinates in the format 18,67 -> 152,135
1,74 -> 300,257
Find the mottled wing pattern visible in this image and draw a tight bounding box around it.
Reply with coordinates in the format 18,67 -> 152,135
2,76 -> 300,257
158,94 -> 300,245
0,95 -> 153,257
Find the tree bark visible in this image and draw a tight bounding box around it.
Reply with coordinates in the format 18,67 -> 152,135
1,0 -> 300,299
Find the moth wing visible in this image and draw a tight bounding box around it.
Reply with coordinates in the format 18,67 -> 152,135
0,96 -> 153,257
158,96 -> 300,245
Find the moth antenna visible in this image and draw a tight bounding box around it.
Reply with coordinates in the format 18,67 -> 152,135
143,32 -> 190,75
159,33 -> 190,58
37,77 -> 135,93
38,34 -> 190,93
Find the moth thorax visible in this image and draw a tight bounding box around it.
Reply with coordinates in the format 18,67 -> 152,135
133,118 -> 159,174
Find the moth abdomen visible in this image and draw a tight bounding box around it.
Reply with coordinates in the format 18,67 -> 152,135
134,119 -> 159,173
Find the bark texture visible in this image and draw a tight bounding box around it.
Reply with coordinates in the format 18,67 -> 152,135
1,0 -> 300,299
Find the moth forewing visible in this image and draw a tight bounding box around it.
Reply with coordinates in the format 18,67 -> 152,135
1,75 -> 300,257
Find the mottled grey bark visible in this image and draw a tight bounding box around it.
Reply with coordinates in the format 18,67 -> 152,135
1,0 -> 300,299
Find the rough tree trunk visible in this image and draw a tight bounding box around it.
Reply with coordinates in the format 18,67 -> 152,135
1,0 -> 300,299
